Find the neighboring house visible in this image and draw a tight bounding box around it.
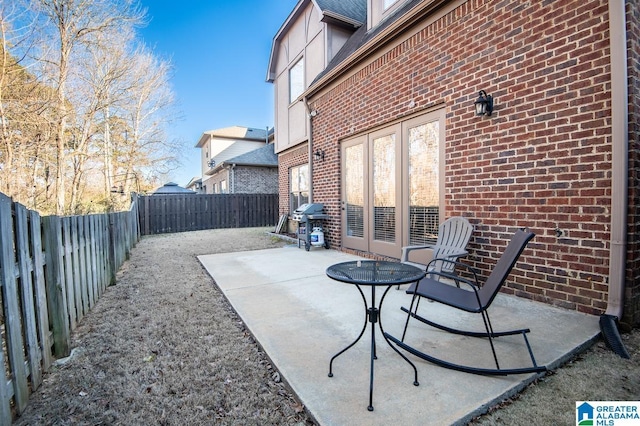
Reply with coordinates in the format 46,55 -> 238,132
152,182 -> 196,195
195,126 -> 277,194
267,0 -> 640,323
186,177 -> 203,194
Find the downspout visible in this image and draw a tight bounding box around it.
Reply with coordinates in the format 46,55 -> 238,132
230,164 -> 236,193
303,96 -> 314,202
601,0 -> 630,358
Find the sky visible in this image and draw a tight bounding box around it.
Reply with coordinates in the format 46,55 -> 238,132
137,1 -> 299,186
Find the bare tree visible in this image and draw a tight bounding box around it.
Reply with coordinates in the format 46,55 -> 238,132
2,2 -> 182,213
31,0 -> 144,214
0,2 -> 57,210
116,46 -> 180,193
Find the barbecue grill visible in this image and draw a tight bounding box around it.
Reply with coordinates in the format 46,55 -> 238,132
292,203 -> 329,251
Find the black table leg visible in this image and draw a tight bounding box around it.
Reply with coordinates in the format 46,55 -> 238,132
379,284 -> 420,386
328,284 -> 368,378
329,282 -> 420,412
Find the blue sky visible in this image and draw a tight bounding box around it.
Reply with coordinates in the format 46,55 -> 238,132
138,1 -> 299,186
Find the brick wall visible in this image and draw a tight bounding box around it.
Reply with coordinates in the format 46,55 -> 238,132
233,167 -> 278,194
277,144 -> 309,216
305,0 -> 633,317
203,171 -> 229,194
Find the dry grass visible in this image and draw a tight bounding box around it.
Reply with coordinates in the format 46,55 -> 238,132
13,227 -> 639,425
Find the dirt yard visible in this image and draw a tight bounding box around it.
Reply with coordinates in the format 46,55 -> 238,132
13,227 -> 639,425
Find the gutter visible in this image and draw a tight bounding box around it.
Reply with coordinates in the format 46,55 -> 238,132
601,0 -> 630,358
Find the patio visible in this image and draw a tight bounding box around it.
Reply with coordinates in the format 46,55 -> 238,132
198,245 -> 600,425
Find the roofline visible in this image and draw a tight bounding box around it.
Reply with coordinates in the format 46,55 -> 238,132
266,0 -> 308,82
320,10 -> 364,29
205,161 -> 278,176
195,128 -> 271,148
300,0 -> 451,98
266,0 -> 364,83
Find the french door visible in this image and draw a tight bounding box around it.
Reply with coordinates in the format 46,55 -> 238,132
341,110 -> 444,258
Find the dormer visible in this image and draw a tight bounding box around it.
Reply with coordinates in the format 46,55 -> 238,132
367,0 -> 405,30
266,0 -> 365,153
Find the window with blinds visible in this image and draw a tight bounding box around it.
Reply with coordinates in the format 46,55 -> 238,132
373,133 -> 396,243
345,144 -> 364,238
408,121 -> 439,245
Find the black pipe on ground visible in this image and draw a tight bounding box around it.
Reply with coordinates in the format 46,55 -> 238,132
599,314 -> 630,359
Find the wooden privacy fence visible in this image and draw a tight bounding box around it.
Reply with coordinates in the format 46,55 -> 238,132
138,193 -> 279,235
0,192 -> 140,424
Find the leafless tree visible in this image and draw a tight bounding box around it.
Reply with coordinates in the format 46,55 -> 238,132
30,0 -> 145,214
2,1 -> 182,214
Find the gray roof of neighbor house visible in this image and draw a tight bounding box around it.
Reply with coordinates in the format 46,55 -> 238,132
152,182 -> 196,195
221,143 -> 278,168
195,126 -> 270,148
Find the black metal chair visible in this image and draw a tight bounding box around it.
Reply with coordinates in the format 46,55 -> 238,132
385,229 -> 547,376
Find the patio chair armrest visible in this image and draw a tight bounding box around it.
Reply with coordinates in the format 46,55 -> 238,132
400,244 -> 435,262
430,246 -> 468,260
425,259 -> 481,288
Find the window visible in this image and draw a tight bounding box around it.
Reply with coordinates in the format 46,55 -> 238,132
289,58 -> 304,104
383,0 -> 398,10
220,180 -> 227,193
290,164 -> 309,212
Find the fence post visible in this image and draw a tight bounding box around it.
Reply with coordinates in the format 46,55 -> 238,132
42,215 -> 71,358
0,194 -> 27,418
108,213 -> 117,285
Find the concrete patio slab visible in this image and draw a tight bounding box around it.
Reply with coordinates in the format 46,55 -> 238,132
198,245 -> 600,425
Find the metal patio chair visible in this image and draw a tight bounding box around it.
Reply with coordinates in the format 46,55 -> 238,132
397,216 -> 473,289
386,228 -> 547,376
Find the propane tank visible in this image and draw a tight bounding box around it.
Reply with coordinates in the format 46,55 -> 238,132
310,227 -> 325,247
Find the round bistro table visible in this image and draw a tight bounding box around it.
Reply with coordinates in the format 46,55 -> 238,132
325,260 -> 426,411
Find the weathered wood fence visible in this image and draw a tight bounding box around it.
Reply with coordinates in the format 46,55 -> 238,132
0,192 -> 140,424
138,193 -> 279,235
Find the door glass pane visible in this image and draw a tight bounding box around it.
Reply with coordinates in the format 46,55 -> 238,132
344,144 -> 364,238
373,134 -> 395,243
408,122 -> 439,245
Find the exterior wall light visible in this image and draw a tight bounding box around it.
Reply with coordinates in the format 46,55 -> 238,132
474,90 -> 493,116
314,149 -> 325,162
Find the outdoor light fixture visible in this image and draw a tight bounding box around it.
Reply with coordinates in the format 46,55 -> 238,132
314,149 -> 325,162
474,90 -> 493,116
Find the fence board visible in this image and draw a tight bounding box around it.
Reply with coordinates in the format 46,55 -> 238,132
15,204 -> 43,391
43,216 -> 70,358
0,195 -> 15,423
77,216 -> 89,314
0,195 -> 28,415
138,193 -> 278,235
29,212 -> 52,371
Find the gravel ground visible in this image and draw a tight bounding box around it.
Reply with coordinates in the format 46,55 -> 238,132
13,227 -> 639,425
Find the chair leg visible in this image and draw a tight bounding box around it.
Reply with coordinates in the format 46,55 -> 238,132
401,293 -> 420,342
480,310 -> 500,370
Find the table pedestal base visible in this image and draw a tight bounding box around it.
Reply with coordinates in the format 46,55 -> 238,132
328,284 -> 419,411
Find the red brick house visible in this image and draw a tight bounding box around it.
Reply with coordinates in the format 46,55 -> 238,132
267,0 -> 639,324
